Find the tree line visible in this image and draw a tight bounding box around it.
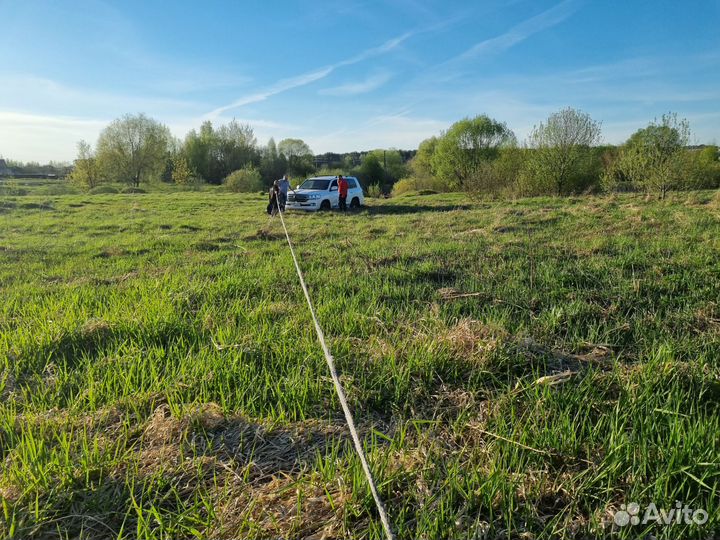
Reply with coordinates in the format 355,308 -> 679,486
68,109 -> 719,198
69,114 -> 415,193
398,108 -> 720,199
0,159 -> 72,178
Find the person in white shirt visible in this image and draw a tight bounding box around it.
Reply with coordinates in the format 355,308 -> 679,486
277,174 -> 291,211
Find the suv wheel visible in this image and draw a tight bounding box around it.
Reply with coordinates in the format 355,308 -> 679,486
320,200 -> 331,211
350,197 -> 360,209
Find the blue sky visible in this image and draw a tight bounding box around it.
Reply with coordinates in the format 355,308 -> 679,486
1,0 -> 719,162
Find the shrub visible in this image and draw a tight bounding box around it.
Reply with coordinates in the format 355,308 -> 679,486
685,146 -> 720,190
88,185 -> 120,195
36,183 -> 81,196
609,113 -> 691,199
390,178 -> 417,197
367,183 -> 383,198
316,167 -> 344,176
120,186 -> 147,194
171,155 -> 198,185
391,175 -> 453,197
225,167 -> 263,193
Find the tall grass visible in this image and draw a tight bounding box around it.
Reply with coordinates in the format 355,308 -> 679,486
1,187 -> 719,538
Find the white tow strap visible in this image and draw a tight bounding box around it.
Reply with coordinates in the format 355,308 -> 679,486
275,199 -> 395,540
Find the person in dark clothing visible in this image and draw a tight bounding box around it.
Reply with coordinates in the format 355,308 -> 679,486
338,175 -> 349,211
267,181 -> 280,216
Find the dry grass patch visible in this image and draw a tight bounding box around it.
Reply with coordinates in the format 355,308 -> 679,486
138,404 -> 351,478
442,318 -> 508,360
210,474 -> 352,539
133,404 -> 360,539
79,317 -> 113,340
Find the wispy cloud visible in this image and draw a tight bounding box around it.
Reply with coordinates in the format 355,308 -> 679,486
451,0 -> 581,63
306,111 -> 448,152
0,74 -> 207,118
0,110 -> 108,130
0,111 -> 109,163
205,32 -> 414,118
319,72 -> 392,96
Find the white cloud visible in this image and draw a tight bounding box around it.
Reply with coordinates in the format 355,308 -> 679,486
205,67 -> 335,118
0,74 -> 207,119
448,0 -> 581,64
319,72 -> 392,96
305,113 -> 448,153
205,32 -> 414,118
0,111 -> 108,163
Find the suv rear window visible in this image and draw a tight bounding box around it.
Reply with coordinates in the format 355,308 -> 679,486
346,179 -> 357,188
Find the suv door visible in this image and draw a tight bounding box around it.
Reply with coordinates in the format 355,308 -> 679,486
329,179 -> 340,208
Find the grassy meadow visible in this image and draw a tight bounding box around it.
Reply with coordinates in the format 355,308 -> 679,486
1,182 -> 719,539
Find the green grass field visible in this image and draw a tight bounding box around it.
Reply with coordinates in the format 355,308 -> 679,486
1,185 -> 719,539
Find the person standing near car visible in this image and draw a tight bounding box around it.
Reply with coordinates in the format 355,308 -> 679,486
267,181 -> 280,216
337,175 -> 349,211
277,174 -> 291,212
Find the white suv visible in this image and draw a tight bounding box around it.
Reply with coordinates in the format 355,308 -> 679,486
285,175 -> 364,211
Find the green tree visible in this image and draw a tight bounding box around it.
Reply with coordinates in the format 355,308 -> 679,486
387,150 -> 409,182
364,149 -> 408,185
183,121 -> 216,182
171,155 -> 197,185
278,138 -> 315,177
359,152 -> 385,188
216,120 -> 258,177
69,140 -> 102,189
391,137 -> 449,195
431,115 -> 516,190
467,145 -> 528,197
687,146 -> 720,189
182,120 -> 258,184
412,137 -> 439,179
260,137 -> 288,185
608,113 -> 690,198
225,166 -> 263,193
95,114 -> 172,186
525,107 -> 602,195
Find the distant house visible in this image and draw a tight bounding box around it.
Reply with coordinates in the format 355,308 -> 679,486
0,159 -> 14,177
